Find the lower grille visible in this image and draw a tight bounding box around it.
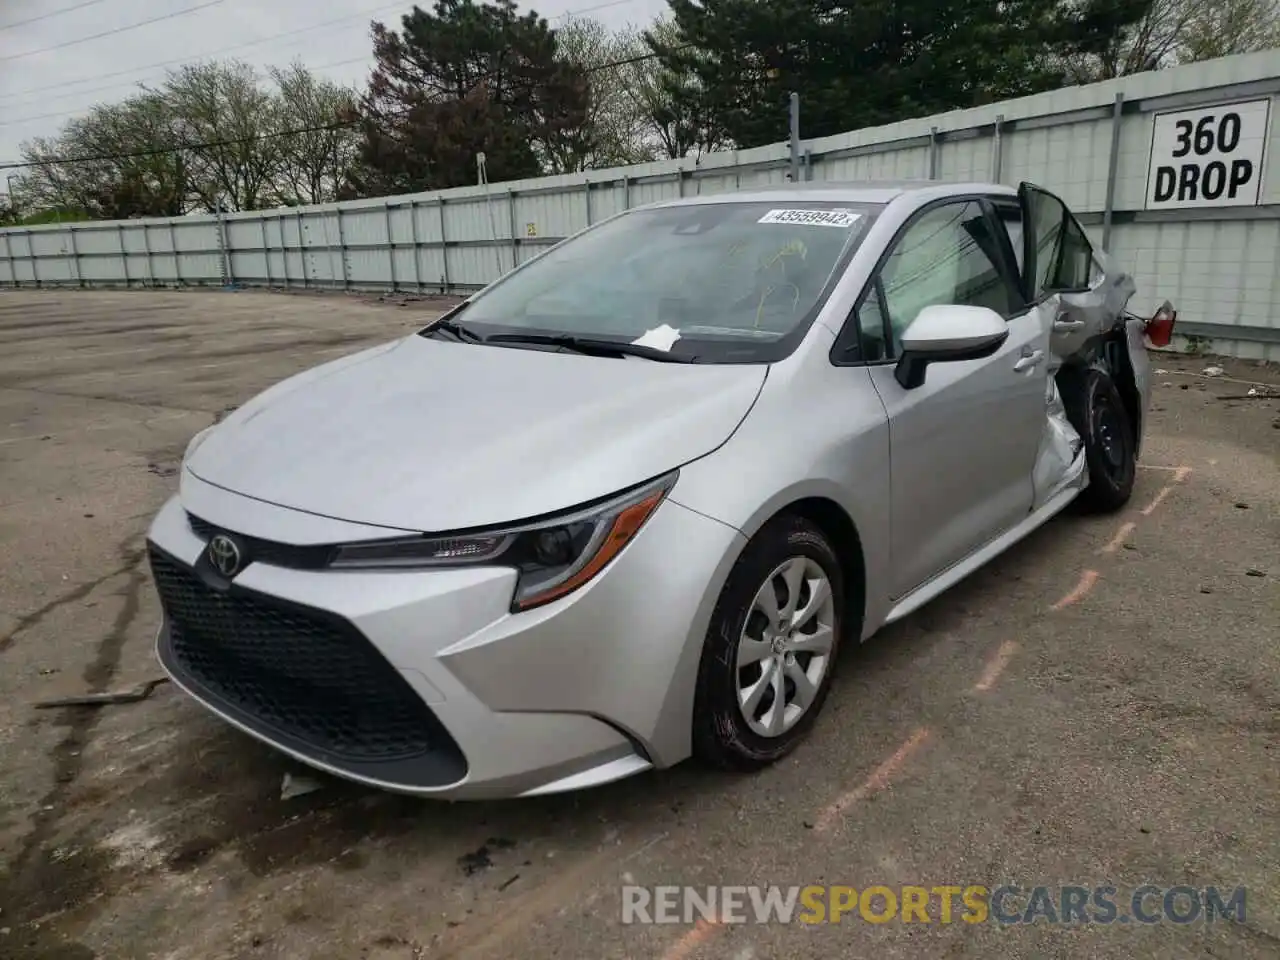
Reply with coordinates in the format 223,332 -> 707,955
149,545 -> 465,779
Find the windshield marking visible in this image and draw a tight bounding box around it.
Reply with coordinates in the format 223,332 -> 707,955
757,209 -> 862,228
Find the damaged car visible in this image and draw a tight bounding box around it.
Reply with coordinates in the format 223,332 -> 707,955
147,180 -> 1176,799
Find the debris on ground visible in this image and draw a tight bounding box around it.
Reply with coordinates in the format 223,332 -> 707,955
35,677 -> 169,709
458,846 -> 494,876
1245,569 -> 1267,578
280,771 -> 326,800
1218,389 -> 1278,400
1203,365 -> 1225,377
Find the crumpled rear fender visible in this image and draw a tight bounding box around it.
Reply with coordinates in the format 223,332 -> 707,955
1031,253 -> 1157,508
1053,252 -> 1150,456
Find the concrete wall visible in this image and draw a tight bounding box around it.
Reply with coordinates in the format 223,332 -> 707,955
3,49 -> 1279,360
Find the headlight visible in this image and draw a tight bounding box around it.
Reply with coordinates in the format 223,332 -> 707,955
329,472 -> 678,611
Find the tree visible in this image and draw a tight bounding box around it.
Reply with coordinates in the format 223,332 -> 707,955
542,17 -> 655,171
354,0 -> 590,194
1052,0 -> 1280,83
652,0 -> 1156,150
163,61 -> 282,212
1180,0 -> 1280,60
637,16 -> 728,159
16,92 -> 190,219
269,63 -> 361,204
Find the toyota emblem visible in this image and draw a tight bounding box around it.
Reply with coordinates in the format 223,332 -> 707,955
207,534 -> 243,577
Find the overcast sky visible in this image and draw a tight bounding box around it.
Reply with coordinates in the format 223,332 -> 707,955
0,0 -> 668,171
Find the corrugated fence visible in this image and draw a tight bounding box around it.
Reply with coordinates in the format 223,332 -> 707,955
3,49 -> 1279,360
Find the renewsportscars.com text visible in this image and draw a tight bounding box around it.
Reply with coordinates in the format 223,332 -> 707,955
621,884 -> 1247,926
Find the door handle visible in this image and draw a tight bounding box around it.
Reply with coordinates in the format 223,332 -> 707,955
1013,349 -> 1044,372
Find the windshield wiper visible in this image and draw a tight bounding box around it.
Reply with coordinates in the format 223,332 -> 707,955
421,315 -> 484,343
483,333 -> 697,363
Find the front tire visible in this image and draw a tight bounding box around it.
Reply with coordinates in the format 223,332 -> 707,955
692,515 -> 845,771
1064,367 -> 1136,513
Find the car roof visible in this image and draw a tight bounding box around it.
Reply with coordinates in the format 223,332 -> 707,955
649,179 -> 1018,208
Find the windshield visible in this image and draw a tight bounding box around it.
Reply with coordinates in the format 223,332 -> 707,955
438,200 -> 880,363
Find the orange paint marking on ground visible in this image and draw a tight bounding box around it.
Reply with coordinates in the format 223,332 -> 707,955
1051,569 -> 1099,611
1100,521 -> 1137,554
1141,467 -> 1192,516
974,640 -> 1019,692
813,727 -> 931,833
659,918 -> 722,960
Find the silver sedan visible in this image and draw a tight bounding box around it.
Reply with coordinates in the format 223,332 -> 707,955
146,180 -> 1175,799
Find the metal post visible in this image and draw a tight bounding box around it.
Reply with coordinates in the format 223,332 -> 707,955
436,198 -> 448,293
214,203 -> 224,286
142,223 -> 154,287
169,220 -> 182,285
297,210 -> 308,289
584,179 -> 592,225
215,200 -> 233,287
1102,92 -> 1125,251
803,148 -> 814,181
118,224 -> 129,288
677,168 -> 685,198
67,226 -> 82,288
27,231 -> 39,287
928,127 -> 940,179
407,199 -> 422,292
622,175 -> 631,210
277,214 -> 288,287
789,92 -> 800,181
990,115 -> 1005,182
384,201 -> 397,292
334,206 -> 349,290
506,189 -> 518,271
260,216 -> 272,287
3,232 -> 15,287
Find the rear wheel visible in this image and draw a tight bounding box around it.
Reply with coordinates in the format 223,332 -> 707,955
1063,368 -> 1135,513
692,515 -> 844,770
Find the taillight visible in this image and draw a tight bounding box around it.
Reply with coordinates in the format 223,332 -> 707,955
1146,301 -> 1176,348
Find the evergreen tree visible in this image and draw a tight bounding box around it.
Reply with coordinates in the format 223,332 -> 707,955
355,0 -> 590,193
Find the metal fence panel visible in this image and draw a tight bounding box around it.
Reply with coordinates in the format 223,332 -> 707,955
4,49 -> 1279,357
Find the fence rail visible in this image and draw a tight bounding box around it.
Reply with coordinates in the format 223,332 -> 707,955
4,49 -> 1279,360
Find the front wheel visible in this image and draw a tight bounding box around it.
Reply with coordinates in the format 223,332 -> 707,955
692,515 -> 845,770
1064,368 -> 1136,513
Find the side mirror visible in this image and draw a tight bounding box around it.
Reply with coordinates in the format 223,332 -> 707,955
894,304 -> 1010,389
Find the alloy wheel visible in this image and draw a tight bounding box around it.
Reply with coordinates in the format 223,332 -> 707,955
735,556 -> 837,738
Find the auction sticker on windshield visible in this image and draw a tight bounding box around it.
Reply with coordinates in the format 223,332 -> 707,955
758,209 -> 862,228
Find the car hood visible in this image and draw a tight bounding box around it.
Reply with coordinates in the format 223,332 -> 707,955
186,335 -> 766,532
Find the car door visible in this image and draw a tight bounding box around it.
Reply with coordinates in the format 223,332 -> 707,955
855,198 -> 1050,599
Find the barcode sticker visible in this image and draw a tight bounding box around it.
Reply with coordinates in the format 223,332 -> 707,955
757,209 -> 861,228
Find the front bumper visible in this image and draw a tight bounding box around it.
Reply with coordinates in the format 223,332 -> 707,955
147,479 -> 743,800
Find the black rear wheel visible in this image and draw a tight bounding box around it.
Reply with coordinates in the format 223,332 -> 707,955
1063,368 -> 1135,513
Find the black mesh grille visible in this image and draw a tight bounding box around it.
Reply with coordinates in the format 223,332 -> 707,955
150,545 -> 451,763
187,512 -> 334,570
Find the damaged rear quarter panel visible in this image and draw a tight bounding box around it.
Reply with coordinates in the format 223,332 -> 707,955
1032,253 -> 1152,506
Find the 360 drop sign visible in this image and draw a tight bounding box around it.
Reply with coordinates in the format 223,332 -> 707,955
1145,99 -> 1270,209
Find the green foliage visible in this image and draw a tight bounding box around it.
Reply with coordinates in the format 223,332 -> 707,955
653,0 -> 1157,149
353,0 -> 590,193
14,61 -> 359,219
